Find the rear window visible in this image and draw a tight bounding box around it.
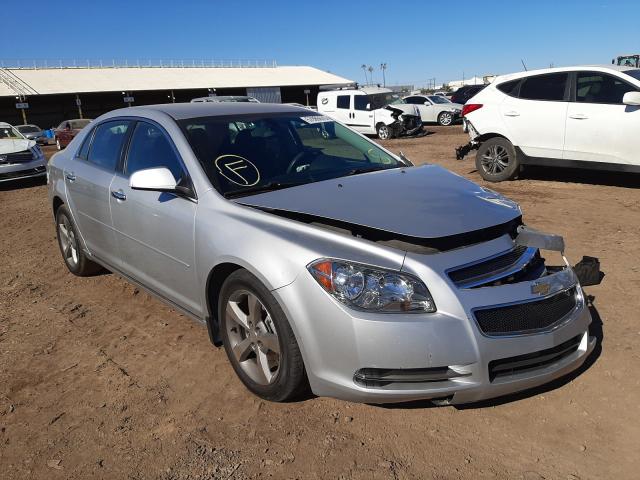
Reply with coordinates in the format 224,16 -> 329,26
336,95 -> 350,109
497,79 -> 521,97
519,73 -> 568,101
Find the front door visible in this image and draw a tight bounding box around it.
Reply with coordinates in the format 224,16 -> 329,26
351,94 -> 374,134
64,119 -> 131,264
109,121 -> 200,315
563,71 -> 640,165
501,72 -> 569,159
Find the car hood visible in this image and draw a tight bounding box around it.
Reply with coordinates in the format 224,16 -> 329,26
0,138 -> 35,154
234,165 -> 521,240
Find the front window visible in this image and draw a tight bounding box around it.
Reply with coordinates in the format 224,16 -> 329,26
428,96 -> 451,104
575,72 -> 637,104
0,125 -> 24,139
180,113 -> 401,198
617,56 -> 639,67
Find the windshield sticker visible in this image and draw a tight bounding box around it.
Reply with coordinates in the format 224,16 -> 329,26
300,115 -> 332,124
214,155 -> 260,187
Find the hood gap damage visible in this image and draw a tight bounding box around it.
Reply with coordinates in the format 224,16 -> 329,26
248,205 -> 522,254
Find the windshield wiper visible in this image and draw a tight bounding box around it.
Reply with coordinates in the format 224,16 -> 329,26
223,181 -> 307,199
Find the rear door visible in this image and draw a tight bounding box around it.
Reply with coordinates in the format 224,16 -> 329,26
332,94 -> 352,125
563,71 -> 640,165
109,120 -> 200,314
64,119 -> 131,264
500,72 -> 569,159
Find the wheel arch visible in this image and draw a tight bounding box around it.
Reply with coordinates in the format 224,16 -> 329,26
52,195 -> 64,216
204,262 -> 245,347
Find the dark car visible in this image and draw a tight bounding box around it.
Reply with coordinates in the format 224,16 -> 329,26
54,118 -> 93,150
450,85 -> 487,105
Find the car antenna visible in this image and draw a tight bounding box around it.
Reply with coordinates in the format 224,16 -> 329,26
520,59 -> 528,71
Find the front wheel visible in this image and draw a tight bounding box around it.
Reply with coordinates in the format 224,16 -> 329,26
437,111 -> 454,126
219,270 -> 307,402
475,137 -> 519,182
376,124 -> 392,140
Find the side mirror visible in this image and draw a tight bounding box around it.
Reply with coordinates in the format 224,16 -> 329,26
623,91 -> 640,106
130,167 -> 178,192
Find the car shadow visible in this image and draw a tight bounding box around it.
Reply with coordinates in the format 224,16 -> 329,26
520,166 -> 640,189
374,296 -> 603,411
0,176 -> 47,191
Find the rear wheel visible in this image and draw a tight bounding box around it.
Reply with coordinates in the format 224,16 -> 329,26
219,270 -> 307,402
437,111 -> 454,126
475,137 -> 519,182
55,205 -> 102,276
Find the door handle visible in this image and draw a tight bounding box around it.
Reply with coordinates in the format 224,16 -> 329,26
504,111 -> 520,117
65,172 -> 76,182
111,190 -> 127,201
569,114 -> 588,120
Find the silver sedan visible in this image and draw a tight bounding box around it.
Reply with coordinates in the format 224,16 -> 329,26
48,103 -> 594,404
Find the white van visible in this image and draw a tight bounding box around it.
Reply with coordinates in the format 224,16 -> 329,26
317,87 -> 422,139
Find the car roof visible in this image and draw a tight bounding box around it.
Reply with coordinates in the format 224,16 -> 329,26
493,64 -> 638,83
108,102 -> 312,120
0,122 -> 14,128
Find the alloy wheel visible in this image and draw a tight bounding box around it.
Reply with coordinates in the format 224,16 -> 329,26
378,125 -> 390,140
225,290 -> 281,385
58,214 -> 79,268
440,112 -> 453,126
480,145 -> 510,175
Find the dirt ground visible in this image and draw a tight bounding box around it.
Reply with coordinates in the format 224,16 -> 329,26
1,126 -> 639,479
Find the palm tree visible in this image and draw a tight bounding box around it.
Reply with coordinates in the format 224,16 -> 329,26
361,64 -> 368,84
367,65 -> 374,85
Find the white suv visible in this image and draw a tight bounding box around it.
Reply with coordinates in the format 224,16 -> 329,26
459,65 -> 640,182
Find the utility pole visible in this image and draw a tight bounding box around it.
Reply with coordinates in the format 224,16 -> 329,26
380,63 -> 387,87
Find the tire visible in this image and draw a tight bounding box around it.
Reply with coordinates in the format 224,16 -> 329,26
55,138 -> 62,150
437,111 -> 454,126
475,137 -> 519,182
219,269 -> 307,402
376,123 -> 391,140
55,205 -> 103,276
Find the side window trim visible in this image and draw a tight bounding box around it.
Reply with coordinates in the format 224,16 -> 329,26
75,126 -> 96,160
84,119 -> 133,173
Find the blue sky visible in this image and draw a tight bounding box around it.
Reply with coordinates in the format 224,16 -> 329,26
5,0 -> 640,87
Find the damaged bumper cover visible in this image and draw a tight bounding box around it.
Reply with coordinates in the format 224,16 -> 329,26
455,118 -> 480,160
273,224 -> 595,404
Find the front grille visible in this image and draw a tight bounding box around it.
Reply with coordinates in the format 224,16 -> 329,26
488,334 -> 582,381
474,287 -> 577,336
2,150 -> 35,164
448,246 -> 544,288
0,166 -> 46,180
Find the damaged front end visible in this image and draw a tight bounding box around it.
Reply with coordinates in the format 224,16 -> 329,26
385,105 -> 424,138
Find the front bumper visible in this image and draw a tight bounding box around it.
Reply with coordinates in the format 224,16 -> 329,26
0,157 -> 47,182
273,235 -> 594,405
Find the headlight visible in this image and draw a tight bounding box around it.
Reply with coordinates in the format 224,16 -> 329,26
307,259 -> 436,313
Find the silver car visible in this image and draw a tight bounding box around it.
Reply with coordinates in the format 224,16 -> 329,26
1,122 -> 47,182
47,103 -> 595,404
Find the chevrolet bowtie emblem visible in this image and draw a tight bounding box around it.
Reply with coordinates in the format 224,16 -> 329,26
531,282 -> 552,296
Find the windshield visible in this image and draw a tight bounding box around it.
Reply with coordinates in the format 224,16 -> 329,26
70,119 -> 91,129
17,125 -> 40,133
179,113 -> 401,198
0,125 -> 24,139
617,56 -> 639,67
428,95 -> 451,104
368,92 -> 405,109
623,69 -> 640,81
